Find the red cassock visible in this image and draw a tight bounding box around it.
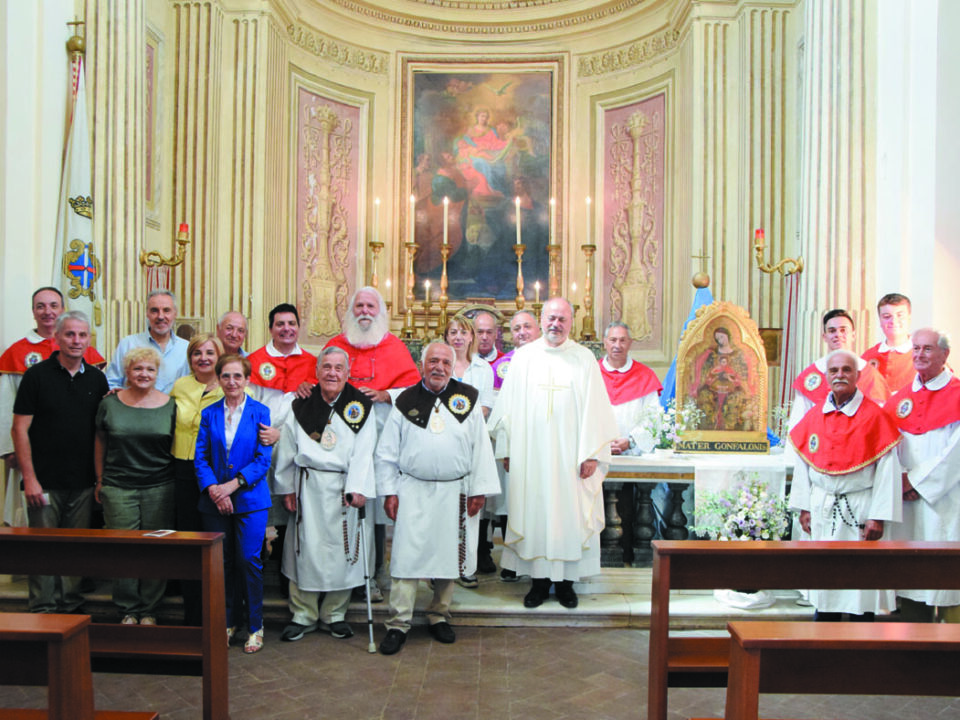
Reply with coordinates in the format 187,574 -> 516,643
0,335 -> 105,373
886,375 -> 960,434
792,360 -> 890,407
862,343 -> 915,395
324,333 -> 421,392
598,360 -> 662,405
247,347 -> 317,393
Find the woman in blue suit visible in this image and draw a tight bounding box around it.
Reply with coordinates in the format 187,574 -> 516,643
195,354 -> 273,654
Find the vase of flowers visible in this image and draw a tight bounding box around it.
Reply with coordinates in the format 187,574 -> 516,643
637,400 -> 705,454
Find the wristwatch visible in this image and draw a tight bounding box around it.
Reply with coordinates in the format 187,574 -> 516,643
235,474 -> 248,489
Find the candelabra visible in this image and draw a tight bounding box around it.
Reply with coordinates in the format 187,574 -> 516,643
421,286 -> 434,340
368,240 -> 384,288
547,243 -> 562,298
580,243 -> 597,341
401,240 -> 418,338
140,223 -> 191,268
753,229 -> 803,276
514,244 -> 526,310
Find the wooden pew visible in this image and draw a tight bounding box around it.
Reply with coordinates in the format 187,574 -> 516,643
724,620 -> 960,720
0,528 -> 227,720
649,540 -> 960,720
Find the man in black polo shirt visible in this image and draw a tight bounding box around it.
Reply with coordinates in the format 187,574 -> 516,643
12,310 -> 108,613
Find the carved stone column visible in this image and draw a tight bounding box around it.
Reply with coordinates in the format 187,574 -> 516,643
796,0 -> 874,364
86,0 -> 146,348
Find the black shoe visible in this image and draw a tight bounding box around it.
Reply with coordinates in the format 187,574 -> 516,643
456,574 -> 479,589
523,579 -> 552,608
428,621 -> 456,644
323,621 -> 354,639
379,629 -> 407,655
477,550 -> 497,574
555,581 -> 578,609
500,568 -> 519,583
281,622 -> 318,642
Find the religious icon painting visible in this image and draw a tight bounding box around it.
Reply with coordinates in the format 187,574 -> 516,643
675,300 -> 769,453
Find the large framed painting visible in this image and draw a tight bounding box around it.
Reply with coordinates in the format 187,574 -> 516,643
675,301 -> 769,453
400,57 -> 562,303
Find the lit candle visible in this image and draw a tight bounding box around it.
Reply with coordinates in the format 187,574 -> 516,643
571,281 -> 577,301
424,279 -> 431,302
549,197 -> 555,244
443,196 -> 449,246
385,278 -> 391,290
535,281 -> 541,304
373,197 -> 380,244
585,197 -> 591,245
178,223 -> 189,235
755,228 -> 765,249
408,195 -> 415,244
515,196 -> 522,245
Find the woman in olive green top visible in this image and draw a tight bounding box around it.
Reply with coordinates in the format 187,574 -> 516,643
169,332 -> 223,624
95,346 -> 176,625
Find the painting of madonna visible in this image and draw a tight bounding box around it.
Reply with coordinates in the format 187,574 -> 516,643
688,325 -> 759,431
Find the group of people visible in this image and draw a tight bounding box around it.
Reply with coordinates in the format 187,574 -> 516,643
785,294 -> 960,624
2,285 -> 624,658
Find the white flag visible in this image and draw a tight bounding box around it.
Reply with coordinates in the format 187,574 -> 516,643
53,55 -> 102,352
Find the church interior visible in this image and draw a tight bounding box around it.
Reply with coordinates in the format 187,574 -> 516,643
2,0 -> 960,717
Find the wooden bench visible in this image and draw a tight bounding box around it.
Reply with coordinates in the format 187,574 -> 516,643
724,620 -> 960,720
0,528 -> 227,720
649,540 -> 960,720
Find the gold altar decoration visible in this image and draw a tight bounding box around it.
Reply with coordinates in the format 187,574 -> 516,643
547,242 -> 562,299
301,104 -> 350,337
580,243 -> 597,341
514,244 -> 526,310
437,243 -> 451,330
608,109 -> 657,340
753,228 -> 804,277
140,223 -> 190,268
675,301 -> 769,453
401,237 -> 418,339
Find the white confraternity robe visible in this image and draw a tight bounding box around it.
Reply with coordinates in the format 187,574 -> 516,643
376,397 -> 500,579
273,411 -> 377,592
487,337 -> 618,581
890,371 -> 960,606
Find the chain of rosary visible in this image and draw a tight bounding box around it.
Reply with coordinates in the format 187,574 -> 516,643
458,493 -> 467,576
830,493 -> 864,536
341,490 -> 361,565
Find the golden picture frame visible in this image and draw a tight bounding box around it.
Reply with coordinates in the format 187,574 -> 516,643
674,301 -> 769,453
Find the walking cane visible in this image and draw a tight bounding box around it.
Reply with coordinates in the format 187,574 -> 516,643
354,499 -> 377,653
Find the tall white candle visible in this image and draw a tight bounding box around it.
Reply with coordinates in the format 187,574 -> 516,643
443,196 -> 449,246
424,279 -> 431,302
373,197 -> 380,244
585,196 -> 591,245
515,196 -> 522,245
535,281 -> 541,304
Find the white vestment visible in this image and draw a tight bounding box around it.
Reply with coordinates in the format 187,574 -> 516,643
487,337 -> 618,581
458,354 -> 495,411
788,393 -> 902,614
274,410 -> 377,592
376,392 -> 500,579
890,371 -> 960,606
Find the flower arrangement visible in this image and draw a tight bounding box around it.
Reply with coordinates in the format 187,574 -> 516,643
691,471 -> 790,541
638,399 -> 705,451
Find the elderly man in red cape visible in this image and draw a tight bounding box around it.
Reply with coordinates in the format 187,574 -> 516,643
886,328 -> 960,622
598,321 -> 661,455
324,286 -> 421,601
788,349 -> 901,621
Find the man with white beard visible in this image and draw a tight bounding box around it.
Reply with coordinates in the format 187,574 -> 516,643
324,286 -> 421,600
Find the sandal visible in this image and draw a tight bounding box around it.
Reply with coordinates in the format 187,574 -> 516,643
226,626 -> 237,647
243,628 -> 264,654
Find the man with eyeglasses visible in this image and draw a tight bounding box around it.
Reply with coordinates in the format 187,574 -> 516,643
325,286 -> 421,601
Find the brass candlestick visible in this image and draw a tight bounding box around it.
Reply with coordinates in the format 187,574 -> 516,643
438,244 -> 451,330
141,223 -> 191,268
753,229 -> 804,276
580,243 -> 597,341
532,301 -> 543,322
514,244 -> 526,310
368,240 -> 384,288
401,240 -> 418,339
421,288 -> 434,341
547,243 -> 562,298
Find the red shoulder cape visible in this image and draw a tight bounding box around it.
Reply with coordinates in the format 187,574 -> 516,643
324,333 -> 420,391
863,343 -> 915,394
792,360 -> 890,405
790,397 -> 900,475
0,335 -> 105,374
248,346 -> 317,392
599,359 -> 662,405
886,375 -> 960,434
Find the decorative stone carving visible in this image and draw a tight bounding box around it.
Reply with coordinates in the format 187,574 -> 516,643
578,28 -> 680,77
286,24 -> 388,75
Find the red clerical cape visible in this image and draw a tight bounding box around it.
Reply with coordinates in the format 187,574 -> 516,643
792,361 -> 890,406
599,360 -> 662,406
862,343 -> 915,394
790,395 -> 901,475
247,346 -> 317,393
886,375 -> 960,435
0,335 -> 104,374
324,332 -> 420,391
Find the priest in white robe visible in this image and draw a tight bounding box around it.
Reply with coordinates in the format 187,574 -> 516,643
488,297 -> 618,610
788,349 -> 902,619
375,343 -> 499,655
273,348 -> 377,642
887,328 -> 960,622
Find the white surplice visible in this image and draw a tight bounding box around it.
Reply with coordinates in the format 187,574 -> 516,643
376,394 -> 500,579
487,337 -> 618,581
273,410 -> 377,592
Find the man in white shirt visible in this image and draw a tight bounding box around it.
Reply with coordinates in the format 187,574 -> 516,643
216,311 -> 248,357
862,293 -> 914,393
